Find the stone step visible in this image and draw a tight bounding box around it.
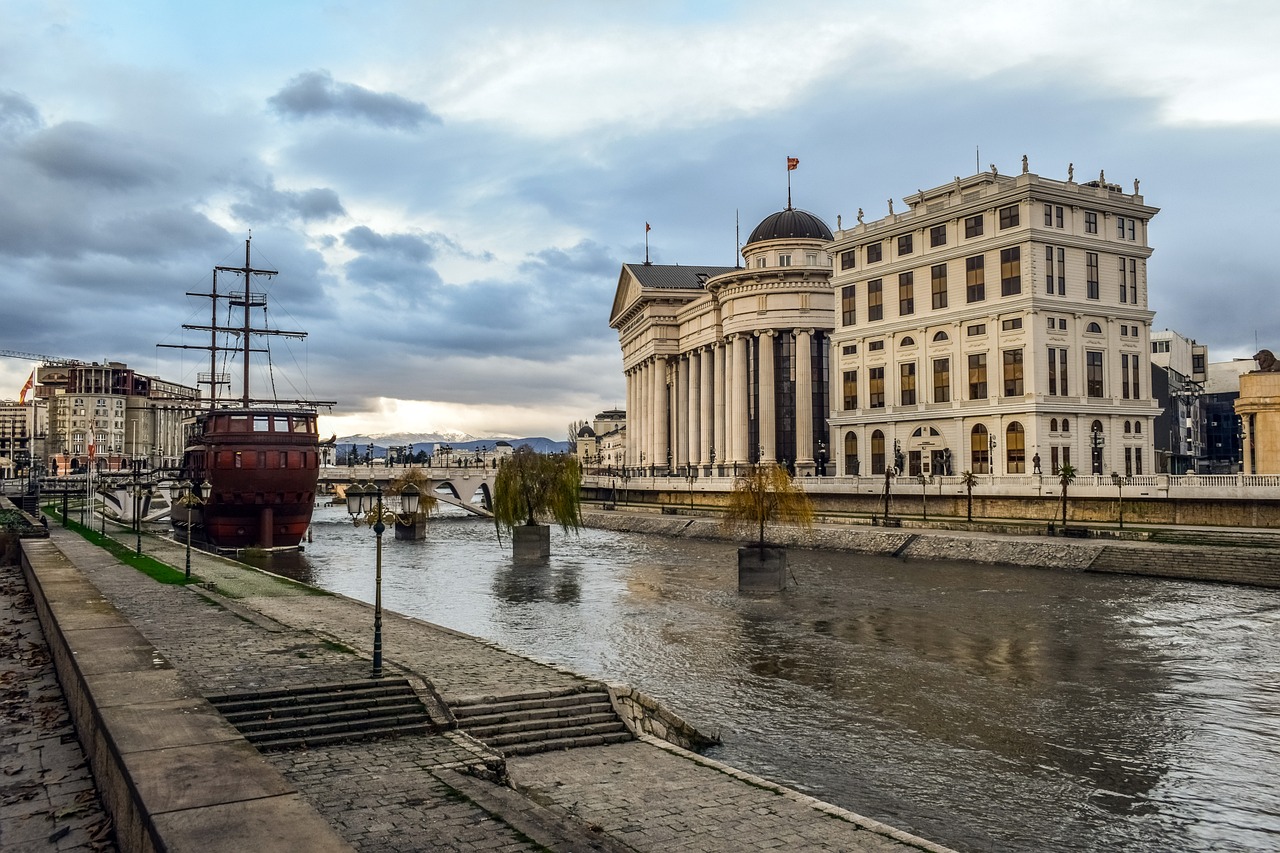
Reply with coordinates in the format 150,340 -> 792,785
221,694 -> 424,724
482,720 -> 629,749
451,690 -> 612,719
500,730 -> 635,756
244,711 -> 434,746
454,700 -> 615,729
231,701 -> 427,733
211,679 -> 415,714
256,721 -> 435,752
462,711 -> 621,740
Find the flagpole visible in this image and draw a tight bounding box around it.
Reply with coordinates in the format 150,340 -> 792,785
787,163 -> 792,210
644,222 -> 651,265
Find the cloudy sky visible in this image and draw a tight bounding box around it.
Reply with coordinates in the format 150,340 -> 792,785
1,1 -> 1276,439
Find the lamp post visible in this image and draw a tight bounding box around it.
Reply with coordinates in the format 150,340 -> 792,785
129,458 -> 147,555
171,480 -> 208,580
817,440 -> 827,477
1111,471 -> 1124,529
346,481 -> 421,678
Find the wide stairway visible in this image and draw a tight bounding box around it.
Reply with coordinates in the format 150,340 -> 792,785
451,686 -> 632,756
1090,545 -> 1280,588
209,678 -> 434,750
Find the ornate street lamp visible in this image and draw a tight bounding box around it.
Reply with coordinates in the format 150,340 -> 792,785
346,481 -> 421,678
170,480 -> 208,580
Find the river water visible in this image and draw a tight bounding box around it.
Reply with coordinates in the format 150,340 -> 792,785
250,505 -> 1280,852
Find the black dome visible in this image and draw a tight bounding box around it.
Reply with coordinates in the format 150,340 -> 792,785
746,208 -> 833,245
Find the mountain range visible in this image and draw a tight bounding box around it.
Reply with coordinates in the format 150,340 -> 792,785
335,433 -> 569,455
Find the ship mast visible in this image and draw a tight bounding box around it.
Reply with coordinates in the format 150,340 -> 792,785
160,236 -> 329,410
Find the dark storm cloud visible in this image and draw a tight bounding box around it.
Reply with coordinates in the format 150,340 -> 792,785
0,90 -> 41,138
231,183 -> 347,224
268,70 -> 440,130
20,121 -> 175,189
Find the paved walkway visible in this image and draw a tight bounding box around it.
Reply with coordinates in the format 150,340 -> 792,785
0,559 -> 115,853
19,521 -> 951,853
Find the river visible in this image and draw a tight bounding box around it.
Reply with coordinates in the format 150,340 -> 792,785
248,504 -> 1280,852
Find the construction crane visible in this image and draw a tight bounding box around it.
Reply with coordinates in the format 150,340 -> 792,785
0,349 -> 84,366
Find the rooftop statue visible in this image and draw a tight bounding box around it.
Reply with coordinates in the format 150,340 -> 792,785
1253,350 -> 1280,372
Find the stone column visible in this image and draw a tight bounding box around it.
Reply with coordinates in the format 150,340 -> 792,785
625,367 -> 634,470
688,350 -> 701,471
795,328 -> 814,474
700,346 -> 714,470
676,355 -> 690,473
653,356 -> 669,474
714,340 -> 727,471
758,331 -> 776,463
731,334 -> 749,464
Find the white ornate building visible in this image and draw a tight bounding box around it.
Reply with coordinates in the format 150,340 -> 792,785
610,208 -> 837,475
827,165 -> 1161,479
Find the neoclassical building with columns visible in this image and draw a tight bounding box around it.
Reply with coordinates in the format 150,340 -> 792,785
609,208 -> 836,476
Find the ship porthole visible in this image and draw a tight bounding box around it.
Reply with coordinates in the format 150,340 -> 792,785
236,527 -> 246,535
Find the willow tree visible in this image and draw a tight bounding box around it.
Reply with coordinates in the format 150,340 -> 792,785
720,463 -> 814,549
493,446 -> 582,555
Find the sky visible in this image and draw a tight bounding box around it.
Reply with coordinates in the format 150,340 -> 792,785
1,0 -> 1277,440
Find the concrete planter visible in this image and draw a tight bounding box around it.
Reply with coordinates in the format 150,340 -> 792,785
394,517 -> 426,541
737,545 -> 787,593
513,523 -> 551,560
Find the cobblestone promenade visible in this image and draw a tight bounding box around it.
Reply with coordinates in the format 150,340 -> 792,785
10,524 -> 953,853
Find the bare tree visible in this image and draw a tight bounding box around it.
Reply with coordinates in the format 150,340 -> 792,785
566,419 -> 588,453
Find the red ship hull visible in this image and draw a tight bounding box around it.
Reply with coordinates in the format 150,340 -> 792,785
177,408 -> 321,550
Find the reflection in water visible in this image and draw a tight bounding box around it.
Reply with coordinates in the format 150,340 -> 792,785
255,505 -> 1280,852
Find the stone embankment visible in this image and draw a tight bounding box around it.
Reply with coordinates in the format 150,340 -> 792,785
583,510 -> 1280,587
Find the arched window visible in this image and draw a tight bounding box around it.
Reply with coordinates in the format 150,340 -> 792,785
1086,322 -> 1102,333
1006,422 -> 1025,473
1062,418 -> 1071,433
844,431 -> 859,476
901,336 -> 915,347
932,331 -> 950,342
971,424 -> 990,474
1134,421 -> 1142,435
1050,418 -> 1058,432
871,430 -> 886,475
1124,421 -> 1132,434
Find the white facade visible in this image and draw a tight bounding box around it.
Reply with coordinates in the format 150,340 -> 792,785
827,166 -> 1161,479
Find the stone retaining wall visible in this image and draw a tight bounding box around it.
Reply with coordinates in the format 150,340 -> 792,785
607,684 -> 721,752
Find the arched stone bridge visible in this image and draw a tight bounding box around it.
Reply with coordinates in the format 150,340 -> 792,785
320,465 -> 495,517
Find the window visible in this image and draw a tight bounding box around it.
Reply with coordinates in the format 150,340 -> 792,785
1045,245 -> 1065,295
868,340 -> 885,351
842,344 -> 857,355
900,336 -> 916,346
1000,247 -> 1021,295
899,272 -> 914,315
1001,317 -> 1023,331
778,253 -> 792,266
756,257 -> 766,268
1062,418 -> 1070,432
842,370 -> 858,410
1121,326 -> 1129,337
933,358 -> 950,403
966,255 -> 985,302
1087,351 -> 1104,398
968,352 -> 988,399
900,362 -> 917,405
1006,422 -> 1026,473
871,430 -> 886,475
867,242 -> 883,263
930,224 -> 947,247
999,204 -> 1019,229
1117,216 -> 1136,240
841,250 -> 856,270
869,367 -> 885,409
932,330 -> 950,342
1003,349 -> 1024,396
1051,418 -> 1059,432
868,279 -> 884,321
1135,421 -> 1142,435
1135,447 -> 1143,475
841,285 -> 856,325
931,264 -> 947,309
1086,322 -> 1102,334
1126,352 -> 1141,398
965,214 -> 983,238
844,431 -> 859,476
1044,204 -> 1064,227
898,234 -> 913,256
967,323 -> 986,336
1119,258 -> 1128,303
1122,258 -> 1137,304
1086,252 -> 1099,299
1085,211 -> 1098,234
806,252 -> 818,265
971,425 -> 990,474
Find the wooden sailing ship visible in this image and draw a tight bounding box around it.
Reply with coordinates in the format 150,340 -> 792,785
161,238 -> 333,550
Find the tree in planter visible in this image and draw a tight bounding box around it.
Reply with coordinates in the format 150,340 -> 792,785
492,445 -> 582,558
960,470 -> 978,522
1057,463 -> 1077,532
720,463 -> 813,592
386,468 -> 438,540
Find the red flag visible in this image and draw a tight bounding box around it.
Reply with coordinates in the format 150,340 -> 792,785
18,370 -> 33,404
645,222 -> 651,232
787,157 -> 799,171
